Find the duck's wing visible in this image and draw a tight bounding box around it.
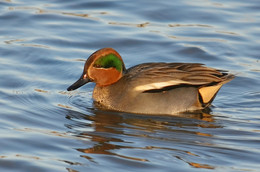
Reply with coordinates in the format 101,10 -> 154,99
125,63 -> 234,104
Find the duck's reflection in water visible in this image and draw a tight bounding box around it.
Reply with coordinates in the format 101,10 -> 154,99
65,107 -> 221,169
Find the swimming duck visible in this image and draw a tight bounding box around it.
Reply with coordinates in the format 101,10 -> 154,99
67,48 -> 234,115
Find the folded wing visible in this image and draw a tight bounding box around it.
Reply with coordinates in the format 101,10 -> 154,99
126,63 -> 234,105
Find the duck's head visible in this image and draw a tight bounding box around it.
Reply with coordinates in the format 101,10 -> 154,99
67,48 -> 126,91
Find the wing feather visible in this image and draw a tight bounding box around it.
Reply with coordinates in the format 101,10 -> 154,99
124,63 -> 232,92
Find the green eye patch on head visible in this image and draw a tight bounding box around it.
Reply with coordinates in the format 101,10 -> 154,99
93,53 -> 123,72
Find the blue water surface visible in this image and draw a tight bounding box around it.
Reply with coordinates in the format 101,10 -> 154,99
0,0 -> 260,171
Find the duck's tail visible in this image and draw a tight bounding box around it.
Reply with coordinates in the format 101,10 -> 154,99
198,73 -> 234,106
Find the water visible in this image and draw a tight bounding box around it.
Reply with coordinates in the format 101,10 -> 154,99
0,0 -> 260,171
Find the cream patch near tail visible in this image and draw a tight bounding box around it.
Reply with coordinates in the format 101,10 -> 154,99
198,84 -> 222,104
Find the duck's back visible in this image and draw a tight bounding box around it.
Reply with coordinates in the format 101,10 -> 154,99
93,63 -> 234,114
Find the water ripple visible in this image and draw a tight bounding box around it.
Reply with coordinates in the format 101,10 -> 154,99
0,0 -> 260,171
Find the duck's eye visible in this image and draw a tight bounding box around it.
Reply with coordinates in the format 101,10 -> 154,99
93,64 -> 102,68
94,60 -> 114,69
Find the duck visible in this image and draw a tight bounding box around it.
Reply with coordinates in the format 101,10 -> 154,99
67,48 -> 234,115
